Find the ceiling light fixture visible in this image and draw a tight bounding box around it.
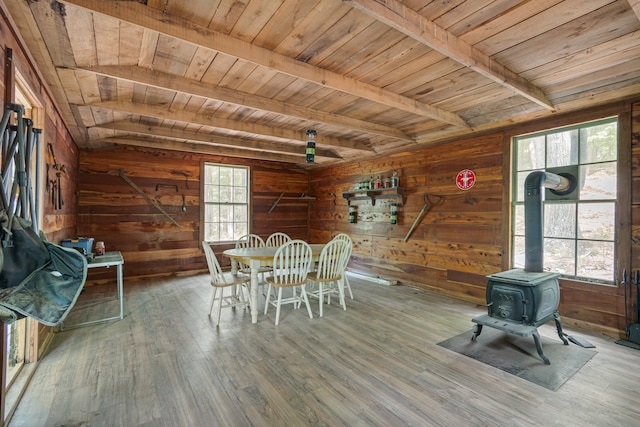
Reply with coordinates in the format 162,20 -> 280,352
306,129 -> 316,163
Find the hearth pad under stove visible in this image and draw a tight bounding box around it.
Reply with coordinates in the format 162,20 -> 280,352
471,269 -> 568,364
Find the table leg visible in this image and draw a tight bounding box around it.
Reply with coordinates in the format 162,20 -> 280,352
117,263 -> 124,319
249,259 -> 260,323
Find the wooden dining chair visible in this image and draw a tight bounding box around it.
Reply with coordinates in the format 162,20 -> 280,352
306,238 -> 349,317
264,239 -> 314,325
202,241 -> 249,326
265,232 -> 291,247
332,233 -> 354,299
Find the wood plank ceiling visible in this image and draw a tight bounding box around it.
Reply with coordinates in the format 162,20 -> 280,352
5,0 -> 640,166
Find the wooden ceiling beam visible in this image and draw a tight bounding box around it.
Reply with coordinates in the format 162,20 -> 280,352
629,0 -> 640,22
61,0 -> 469,128
2,0 -> 86,142
93,120 -> 343,159
84,101 -> 375,152
98,137 -> 316,164
344,0 -> 555,111
76,64 -> 411,142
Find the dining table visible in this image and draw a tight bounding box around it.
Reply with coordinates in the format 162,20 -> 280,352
223,243 -> 325,323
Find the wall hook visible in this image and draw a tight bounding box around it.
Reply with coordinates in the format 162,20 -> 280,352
156,184 -> 178,192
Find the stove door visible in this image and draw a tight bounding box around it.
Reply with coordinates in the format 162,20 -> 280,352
488,284 -> 528,323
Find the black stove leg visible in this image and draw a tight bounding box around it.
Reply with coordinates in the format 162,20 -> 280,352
553,312 -> 569,345
471,323 -> 483,341
532,330 -> 551,365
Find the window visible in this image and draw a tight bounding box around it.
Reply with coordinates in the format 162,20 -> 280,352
203,163 -> 249,242
512,118 -> 618,283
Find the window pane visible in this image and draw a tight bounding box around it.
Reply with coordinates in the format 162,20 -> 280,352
220,186 -> 232,203
578,203 -> 615,240
220,205 -> 233,222
547,130 -> 579,167
514,205 -> 525,236
205,204 -> 219,222
234,223 -> 247,239
234,187 -> 247,203
220,167 -> 232,185
580,162 -> 617,200
234,205 -> 247,222
234,168 -> 247,186
204,222 -> 218,241
515,171 -> 538,202
513,236 -> 525,269
544,203 -> 575,238
220,223 -> 235,241
544,238 -> 575,275
205,185 -> 218,202
517,135 -> 545,170
580,121 -> 617,163
577,240 -> 614,281
204,165 -> 213,184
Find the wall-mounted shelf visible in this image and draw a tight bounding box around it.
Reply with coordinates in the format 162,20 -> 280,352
269,192 -> 316,213
342,187 -> 404,206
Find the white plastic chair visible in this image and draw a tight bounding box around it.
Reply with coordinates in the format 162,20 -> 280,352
202,241 -> 249,326
264,240 -> 314,325
332,233 -> 354,299
265,232 -> 291,247
306,239 -> 349,317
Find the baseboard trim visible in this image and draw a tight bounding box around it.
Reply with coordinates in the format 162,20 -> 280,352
347,270 -> 397,286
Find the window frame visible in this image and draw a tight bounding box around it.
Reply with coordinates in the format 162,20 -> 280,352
3,69 -> 45,423
510,117 -> 619,285
201,162 -> 250,244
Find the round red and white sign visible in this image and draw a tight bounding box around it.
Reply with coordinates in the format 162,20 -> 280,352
456,169 -> 476,190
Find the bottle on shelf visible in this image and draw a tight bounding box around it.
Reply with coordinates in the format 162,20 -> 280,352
375,176 -> 381,189
390,203 -> 398,224
391,170 -> 399,188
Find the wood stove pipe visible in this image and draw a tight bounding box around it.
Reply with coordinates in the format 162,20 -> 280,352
524,171 -> 576,272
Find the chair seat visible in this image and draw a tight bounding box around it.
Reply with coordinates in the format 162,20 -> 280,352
212,275 -> 251,288
306,272 -> 342,286
265,276 -> 307,287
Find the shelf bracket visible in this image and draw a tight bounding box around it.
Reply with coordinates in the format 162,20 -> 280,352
268,192 -> 285,214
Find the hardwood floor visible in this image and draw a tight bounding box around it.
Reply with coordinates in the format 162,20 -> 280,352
7,274 -> 640,426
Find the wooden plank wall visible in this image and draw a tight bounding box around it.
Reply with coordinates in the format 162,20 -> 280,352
309,101 -> 638,336
309,132 -> 505,304
630,101 -> 640,321
77,146 -> 310,280
0,11 -> 78,244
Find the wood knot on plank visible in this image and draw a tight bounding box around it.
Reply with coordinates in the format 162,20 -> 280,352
49,1 -> 66,17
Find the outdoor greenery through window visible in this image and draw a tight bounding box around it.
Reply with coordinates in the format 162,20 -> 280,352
512,118 -> 617,283
203,163 -> 249,243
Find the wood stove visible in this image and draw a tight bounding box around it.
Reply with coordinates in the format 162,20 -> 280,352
471,170 -> 577,364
